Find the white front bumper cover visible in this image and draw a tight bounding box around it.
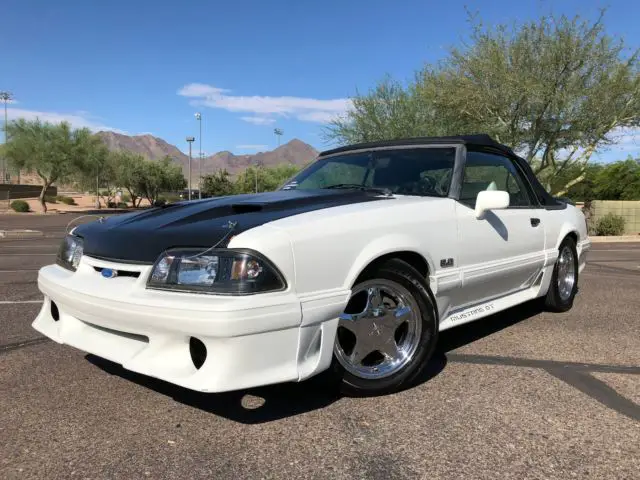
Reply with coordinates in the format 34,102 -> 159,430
32,256 -> 349,393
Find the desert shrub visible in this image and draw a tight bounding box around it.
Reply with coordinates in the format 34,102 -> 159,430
117,202 -> 128,208
594,213 -> 626,236
10,200 -> 30,212
44,196 -> 57,203
58,196 -> 76,205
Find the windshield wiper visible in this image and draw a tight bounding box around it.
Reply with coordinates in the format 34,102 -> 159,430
324,184 -> 393,196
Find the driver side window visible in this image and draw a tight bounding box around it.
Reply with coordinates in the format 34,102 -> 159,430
460,151 -> 532,208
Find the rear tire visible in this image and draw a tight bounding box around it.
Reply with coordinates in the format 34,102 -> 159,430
328,258 -> 438,396
544,236 -> 579,312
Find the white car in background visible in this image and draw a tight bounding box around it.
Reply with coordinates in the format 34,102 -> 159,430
33,134 -> 590,396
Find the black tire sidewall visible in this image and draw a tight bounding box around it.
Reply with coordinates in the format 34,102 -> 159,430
546,236 -> 579,311
330,259 -> 439,396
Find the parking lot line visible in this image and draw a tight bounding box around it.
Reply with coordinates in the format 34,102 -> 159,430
0,253 -> 56,256
0,244 -> 59,248
0,300 -> 42,304
0,270 -> 40,273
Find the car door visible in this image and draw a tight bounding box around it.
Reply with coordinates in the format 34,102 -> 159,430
453,150 -> 546,307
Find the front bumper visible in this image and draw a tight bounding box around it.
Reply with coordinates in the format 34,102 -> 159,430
32,256 -> 349,393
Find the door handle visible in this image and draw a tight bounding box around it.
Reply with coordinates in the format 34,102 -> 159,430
530,217 -> 540,227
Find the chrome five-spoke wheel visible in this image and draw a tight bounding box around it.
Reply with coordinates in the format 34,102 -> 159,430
544,236 -> 579,312
557,245 -> 576,302
334,279 -> 422,380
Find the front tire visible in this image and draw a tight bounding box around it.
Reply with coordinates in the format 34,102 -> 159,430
329,258 -> 438,396
544,236 -> 579,312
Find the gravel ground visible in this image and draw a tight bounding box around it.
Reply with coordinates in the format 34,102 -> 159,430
0,214 -> 638,480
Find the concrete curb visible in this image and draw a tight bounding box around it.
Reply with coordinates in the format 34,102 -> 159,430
0,229 -> 45,239
590,235 -> 640,243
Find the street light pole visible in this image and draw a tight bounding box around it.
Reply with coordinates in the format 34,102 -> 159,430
274,128 -> 283,147
0,91 -> 14,184
186,136 -> 195,201
195,112 -> 202,199
254,164 -> 258,193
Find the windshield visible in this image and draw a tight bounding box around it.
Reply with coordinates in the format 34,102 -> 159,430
281,147 -> 456,197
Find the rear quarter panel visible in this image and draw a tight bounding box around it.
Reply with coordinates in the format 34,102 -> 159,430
543,204 -> 588,251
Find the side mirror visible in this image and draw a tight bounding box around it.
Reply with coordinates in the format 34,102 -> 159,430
475,190 -> 510,219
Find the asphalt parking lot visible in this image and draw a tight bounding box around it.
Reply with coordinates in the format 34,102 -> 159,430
1,214 -> 638,480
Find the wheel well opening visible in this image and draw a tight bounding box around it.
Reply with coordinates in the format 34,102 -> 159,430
565,231 -> 578,244
354,251 -> 430,286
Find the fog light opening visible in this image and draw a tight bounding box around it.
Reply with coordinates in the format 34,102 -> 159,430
189,337 -> 207,370
51,301 -> 60,322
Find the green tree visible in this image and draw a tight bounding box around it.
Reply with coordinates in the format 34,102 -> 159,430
113,151 -> 147,207
232,164 -> 302,194
201,169 -> 236,197
74,137 -> 113,206
5,119 -> 104,212
593,158 -> 640,200
260,164 -> 302,191
137,156 -> 186,205
234,166 -> 260,194
562,163 -> 603,201
327,10 -> 640,195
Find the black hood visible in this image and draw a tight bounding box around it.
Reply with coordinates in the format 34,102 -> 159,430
73,189 -> 390,263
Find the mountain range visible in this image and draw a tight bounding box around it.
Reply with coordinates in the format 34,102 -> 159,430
96,131 -> 319,178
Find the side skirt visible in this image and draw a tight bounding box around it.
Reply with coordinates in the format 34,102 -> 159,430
438,266 -> 554,332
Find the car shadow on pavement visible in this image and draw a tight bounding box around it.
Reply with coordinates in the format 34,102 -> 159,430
86,354 -> 348,424
85,300 -> 543,424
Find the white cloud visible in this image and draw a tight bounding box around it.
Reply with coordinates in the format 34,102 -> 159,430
297,111 -> 341,123
241,116 -> 276,126
236,144 -> 268,151
178,83 -> 230,97
5,107 -> 125,133
179,83 -> 352,124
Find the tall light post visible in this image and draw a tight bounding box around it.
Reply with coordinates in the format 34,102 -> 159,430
186,136 -> 195,200
254,163 -> 258,193
0,91 -> 14,184
274,127 -> 283,147
195,112 -> 202,199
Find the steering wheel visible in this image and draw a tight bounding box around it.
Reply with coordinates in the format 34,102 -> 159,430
438,171 -> 452,196
396,176 -> 437,195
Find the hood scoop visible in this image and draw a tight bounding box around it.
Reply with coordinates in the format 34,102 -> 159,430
230,203 -> 264,214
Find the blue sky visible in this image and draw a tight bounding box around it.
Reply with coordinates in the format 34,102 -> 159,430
2,0 -> 639,161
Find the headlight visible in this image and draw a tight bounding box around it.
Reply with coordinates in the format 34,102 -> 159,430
147,248 -> 286,295
56,235 -> 84,271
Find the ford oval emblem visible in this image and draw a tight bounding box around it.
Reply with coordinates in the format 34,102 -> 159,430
101,268 -> 118,279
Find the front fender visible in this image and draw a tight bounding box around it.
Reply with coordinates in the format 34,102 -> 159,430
342,234 -> 435,289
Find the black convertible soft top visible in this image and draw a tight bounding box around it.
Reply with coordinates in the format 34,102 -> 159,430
319,134 -> 515,157
319,134 -> 563,209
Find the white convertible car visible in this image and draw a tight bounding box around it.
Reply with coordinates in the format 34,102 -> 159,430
33,135 -> 590,395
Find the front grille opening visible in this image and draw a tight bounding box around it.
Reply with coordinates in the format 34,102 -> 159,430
51,301 -> 60,321
93,267 -> 141,278
81,321 -> 149,343
189,337 -> 207,370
